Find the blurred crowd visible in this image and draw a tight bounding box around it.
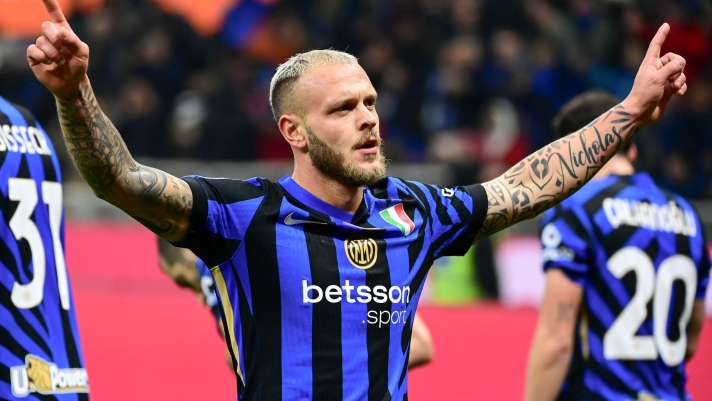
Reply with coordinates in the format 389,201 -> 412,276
2,0 -> 712,198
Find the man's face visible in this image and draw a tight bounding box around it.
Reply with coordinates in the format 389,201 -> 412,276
295,63 -> 386,187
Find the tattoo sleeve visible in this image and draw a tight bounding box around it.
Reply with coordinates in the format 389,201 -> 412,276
475,104 -> 637,242
56,82 -> 192,241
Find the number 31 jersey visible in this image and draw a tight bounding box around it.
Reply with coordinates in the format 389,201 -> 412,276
541,172 -> 710,401
0,97 -> 88,400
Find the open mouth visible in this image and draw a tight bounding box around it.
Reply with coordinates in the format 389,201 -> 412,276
356,137 -> 379,150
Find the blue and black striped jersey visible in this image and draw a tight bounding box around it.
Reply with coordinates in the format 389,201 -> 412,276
541,172 -> 710,401
0,97 -> 88,399
179,174 -> 486,400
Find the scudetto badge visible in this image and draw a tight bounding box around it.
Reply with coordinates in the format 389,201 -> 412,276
345,236 -> 378,269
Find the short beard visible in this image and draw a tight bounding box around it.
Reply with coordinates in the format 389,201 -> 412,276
306,125 -> 387,187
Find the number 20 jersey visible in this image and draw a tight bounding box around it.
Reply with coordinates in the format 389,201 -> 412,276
0,97 -> 88,400
541,172 -> 710,400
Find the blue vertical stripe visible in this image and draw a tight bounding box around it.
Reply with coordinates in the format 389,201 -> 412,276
276,200 -> 313,400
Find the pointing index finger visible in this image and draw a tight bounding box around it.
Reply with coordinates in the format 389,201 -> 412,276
42,0 -> 68,26
645,23 -> 670,60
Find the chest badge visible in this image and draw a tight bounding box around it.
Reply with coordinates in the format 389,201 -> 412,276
345,236 -> 378,269
379,203 -> 415,236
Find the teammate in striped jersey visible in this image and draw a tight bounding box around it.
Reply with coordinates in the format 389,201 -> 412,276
0,95 -> 89,399
28,0 -> 688,398
525,91 -> 710,401
158,238 -> 220,322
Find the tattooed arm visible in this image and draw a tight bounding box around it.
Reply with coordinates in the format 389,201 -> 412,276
57,83 -> 192,241
473,23 -> 687,242
28,0 -> 191,242
525,269 -> 583,401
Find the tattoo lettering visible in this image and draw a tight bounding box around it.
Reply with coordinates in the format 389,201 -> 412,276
476,105 -> 636,241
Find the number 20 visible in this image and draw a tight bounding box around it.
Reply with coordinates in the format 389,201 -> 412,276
8,178 -> 70,310
604,247 -> 697,366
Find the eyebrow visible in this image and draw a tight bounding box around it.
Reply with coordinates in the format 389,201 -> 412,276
328,92 -> 378,109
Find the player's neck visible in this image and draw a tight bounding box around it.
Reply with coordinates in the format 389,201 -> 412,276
594,156 -> 635,180
291,164 -> 363,215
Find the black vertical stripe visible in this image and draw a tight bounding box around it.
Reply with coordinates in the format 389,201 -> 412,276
304,224 -> 343,400
363,231 -> 391,401
59,304 -> 81,368
243,189 -> 282,400
238,278 -> 259,400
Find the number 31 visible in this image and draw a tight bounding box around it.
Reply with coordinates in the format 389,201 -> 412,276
8,178 -> 70,310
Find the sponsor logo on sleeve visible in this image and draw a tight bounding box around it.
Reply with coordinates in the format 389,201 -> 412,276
10,355 -> 88,397
541,223 -> 575,262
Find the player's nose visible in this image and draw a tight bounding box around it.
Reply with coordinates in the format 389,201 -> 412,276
356,102 -> 377,132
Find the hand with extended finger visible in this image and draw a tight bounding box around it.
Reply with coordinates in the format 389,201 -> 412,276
622,23 -> 687,126
27,0 -> 89,98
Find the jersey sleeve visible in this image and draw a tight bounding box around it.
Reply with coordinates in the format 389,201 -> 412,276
541,205 -> 592,286
406,181 -> 488,258
175,176 -> 268,267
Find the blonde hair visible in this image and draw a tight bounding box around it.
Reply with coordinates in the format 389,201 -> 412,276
269,49 -> 358,121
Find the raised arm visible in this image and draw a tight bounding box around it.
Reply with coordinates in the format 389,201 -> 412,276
27,0 -> 191,242
474,23 -> 687,242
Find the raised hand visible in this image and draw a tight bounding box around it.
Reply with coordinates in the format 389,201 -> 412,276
27,0 -> 89,98
623,23 -> 687,126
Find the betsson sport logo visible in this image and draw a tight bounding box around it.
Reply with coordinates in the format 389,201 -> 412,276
302,280 -> 411,328
10,355 -> 89,397
304,235 -> 410,328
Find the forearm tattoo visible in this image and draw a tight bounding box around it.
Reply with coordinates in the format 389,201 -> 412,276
476,105 -> 636,240
57,84 -> 192,236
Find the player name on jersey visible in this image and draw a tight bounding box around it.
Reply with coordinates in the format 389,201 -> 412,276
0,124 -> 52,155
602,197 -> 697,236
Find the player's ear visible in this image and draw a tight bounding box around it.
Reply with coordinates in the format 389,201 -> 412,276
279,114 -> 307,150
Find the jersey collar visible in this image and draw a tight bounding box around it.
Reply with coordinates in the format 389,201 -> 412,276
278,175 -> 361,223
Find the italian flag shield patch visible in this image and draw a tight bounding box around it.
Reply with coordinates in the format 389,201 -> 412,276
379,203 -> 415,236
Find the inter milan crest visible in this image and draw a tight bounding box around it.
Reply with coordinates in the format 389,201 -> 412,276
345,236 -> 378,269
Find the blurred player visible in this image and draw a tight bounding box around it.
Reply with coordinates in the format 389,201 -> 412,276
0,94 -> 89,399
525,91 -> 710,401
28,0 -> 688,397
158,238 -> 220,321
156,238 -> 434,368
